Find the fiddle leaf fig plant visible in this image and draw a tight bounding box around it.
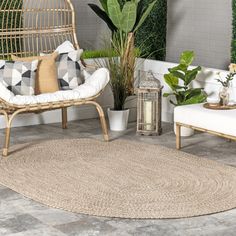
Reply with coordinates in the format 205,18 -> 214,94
164,51 -> 207,106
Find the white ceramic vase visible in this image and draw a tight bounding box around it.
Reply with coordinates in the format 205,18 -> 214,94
174,123 -> 194,137
107,108 -> 130,131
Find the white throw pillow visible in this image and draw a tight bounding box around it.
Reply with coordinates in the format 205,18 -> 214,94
55,41 -> 76,54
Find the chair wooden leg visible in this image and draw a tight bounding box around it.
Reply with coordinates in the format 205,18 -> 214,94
1,112 -> 11,157
94,102 -> 109,142
2,109 -> 25,157
176,123 -> 181,150
62,108 -> 68,129
3,126 -> 11,157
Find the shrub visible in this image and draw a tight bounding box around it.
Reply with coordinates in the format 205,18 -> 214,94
118,0 -> 167,61
82,49 -> 117,59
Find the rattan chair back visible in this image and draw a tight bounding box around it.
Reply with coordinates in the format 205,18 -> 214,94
0,0 -> 79,59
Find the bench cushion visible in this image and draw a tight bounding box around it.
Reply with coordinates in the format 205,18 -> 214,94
174,104 -> 236,137
0,68 -> 109,106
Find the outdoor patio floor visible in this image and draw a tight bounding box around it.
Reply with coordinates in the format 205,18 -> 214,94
0,119 -> 236,236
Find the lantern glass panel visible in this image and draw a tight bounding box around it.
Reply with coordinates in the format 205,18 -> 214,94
138,90 -> 159,133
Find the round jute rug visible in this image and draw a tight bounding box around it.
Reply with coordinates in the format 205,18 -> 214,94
1,138 -> 236,219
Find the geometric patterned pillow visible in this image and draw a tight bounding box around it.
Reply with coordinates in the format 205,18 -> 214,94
56,49 -> 84,90
0,60 -> 38,96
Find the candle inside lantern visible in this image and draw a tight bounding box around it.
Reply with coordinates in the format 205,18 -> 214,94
144,100 -> 153,131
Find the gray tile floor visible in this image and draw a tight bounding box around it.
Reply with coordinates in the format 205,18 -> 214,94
0,119 -> 236,236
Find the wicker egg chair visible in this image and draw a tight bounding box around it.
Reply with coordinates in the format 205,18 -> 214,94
0,0 -> 109,157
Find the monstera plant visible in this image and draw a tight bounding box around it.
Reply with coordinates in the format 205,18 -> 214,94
164,51 -> 207,106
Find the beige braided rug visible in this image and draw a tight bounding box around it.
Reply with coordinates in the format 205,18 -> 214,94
1,138 -> 236,219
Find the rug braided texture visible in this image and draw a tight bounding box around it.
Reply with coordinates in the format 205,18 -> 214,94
0,138 -> 236,219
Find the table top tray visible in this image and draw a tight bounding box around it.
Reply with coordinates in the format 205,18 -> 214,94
203,103 -> 236,110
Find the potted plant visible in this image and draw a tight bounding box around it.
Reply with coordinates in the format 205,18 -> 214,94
106,57 -> 130,131
97,36 -> 139,131
89,0 -> 157,131
164,51 -> 207,136
216,71 -> 236,106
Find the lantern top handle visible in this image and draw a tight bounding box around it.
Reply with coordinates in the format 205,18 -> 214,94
138,70 -> 162,89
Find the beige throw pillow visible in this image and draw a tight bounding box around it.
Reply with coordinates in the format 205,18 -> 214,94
12,52 -> 59,94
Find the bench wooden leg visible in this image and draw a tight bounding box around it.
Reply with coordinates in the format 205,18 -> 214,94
62,108 -> 68,129
176,123 -> 181,150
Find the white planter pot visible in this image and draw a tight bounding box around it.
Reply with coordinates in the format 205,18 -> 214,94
108,108 -> 130,131
174,123 -> 194,137
124,95 -> 137,122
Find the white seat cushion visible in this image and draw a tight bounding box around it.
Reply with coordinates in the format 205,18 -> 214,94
0,68 -> 110,106
174,104 -> 236,137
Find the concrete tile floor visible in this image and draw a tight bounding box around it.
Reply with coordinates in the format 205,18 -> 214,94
0,119 -> 236,236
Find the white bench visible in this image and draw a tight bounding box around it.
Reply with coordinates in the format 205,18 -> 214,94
174,104 -> 236,149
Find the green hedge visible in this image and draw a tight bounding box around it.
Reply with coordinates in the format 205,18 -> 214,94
118,0 -> 167,61
136,0 -> 167,60
232,0 -> 236,63
82,49 -> 117,59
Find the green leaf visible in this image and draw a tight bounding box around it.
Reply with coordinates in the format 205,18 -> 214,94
169,64 -> 188,73
163,92 -> 174,97
133,0 -> 157,32
179,93 -> 207,106
121,2 -> 137,33
184,88 -> 202,99
99,0 -> 108,13
107,0 -> 123,29
169,70 -> 185,80
88,4 -> 117,32
164,73 -> 179,91
180,51 -> 195,66
184,66 -> 201,85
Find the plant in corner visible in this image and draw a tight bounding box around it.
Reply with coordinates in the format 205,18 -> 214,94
163,51 -> 207,136
89,0 -> 157,131
96,36 -> 141,131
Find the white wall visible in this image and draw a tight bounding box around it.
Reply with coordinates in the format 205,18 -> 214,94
72,0 -> 109,50
166,0 -> 232,70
